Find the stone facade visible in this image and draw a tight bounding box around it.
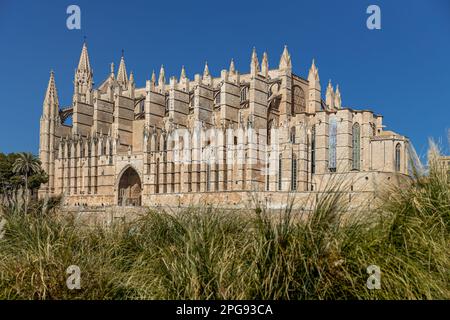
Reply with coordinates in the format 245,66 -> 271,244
38,43 -> 411,208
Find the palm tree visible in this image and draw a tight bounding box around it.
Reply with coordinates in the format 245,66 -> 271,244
12,153 -> 41,213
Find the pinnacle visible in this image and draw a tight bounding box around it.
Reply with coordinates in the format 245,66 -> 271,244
279,45 -> 292,69
229,59 -> 236,74
117,53 -> 128,85
77,42 -> 91,72
180,65 -> 186,79
203,61 -> 210,77
44,70 -> 59,106
158,65 -> 166,85
250,48 -> 260,74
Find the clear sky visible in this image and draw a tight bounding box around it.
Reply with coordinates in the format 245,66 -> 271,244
0,0 -> 449,160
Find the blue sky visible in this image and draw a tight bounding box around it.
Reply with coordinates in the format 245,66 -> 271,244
0,0 -> 449,160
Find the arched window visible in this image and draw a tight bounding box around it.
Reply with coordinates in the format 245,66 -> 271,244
291,154 -> 297,191
155,158 -> 160,194
328,117 -> 337,172
278,153 -> 282,191
395,143 -> 401,172
290,127 -> 296,143
311,125 -> 316,174
171,162 -> 175,193
267,119 -> 273,145
214,91 -> 221,105
292,85 -> 306,114
206,164 -> 211,191
240,86 -> 248,102
352,123 -> 361,170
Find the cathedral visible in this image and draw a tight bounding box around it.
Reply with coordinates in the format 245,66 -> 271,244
39,42 -> 411,208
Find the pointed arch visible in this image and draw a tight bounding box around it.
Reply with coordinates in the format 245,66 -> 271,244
291,153 -> 297,191
117,165 -> 142,206
328,117 -> 337,172
292,85 -> 306,114
278,153 -> 283,191
290,127 -> 296,143
311,125 -> 316,174
395,143 -> 401,172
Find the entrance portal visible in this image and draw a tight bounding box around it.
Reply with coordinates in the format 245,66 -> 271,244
118,167 -> 142,206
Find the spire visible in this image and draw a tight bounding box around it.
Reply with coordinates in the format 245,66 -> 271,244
334,84 -> 341,109
77,42 -> 91,72
110,62 -> 115,76
44,70 -> 59,107
203,61 -> 210,78
308,58 -> 320,89
158,65 -> 165,86
250,47 -> 260,75
180,65 -> 186,79
229,58 -> 236,75
151,69 -> 156,85
43,70 -> 59,120
308,59 -> 319,80
261,52 -> 269,78
117,52 -> 128,87
74,42 -> 93,98
327,79 -> 333,92
279,45 -> 292,70
326,79 -> 335,109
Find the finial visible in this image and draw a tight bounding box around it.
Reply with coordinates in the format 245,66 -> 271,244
250,47 -> 260,75
121,49 -> 124,58
229,58 -> 236,74
279,45 -> 292,69
203,61 -> 210,77
261,52 -> 269,77
158,65 -> 165,86
110,62 -> 114,74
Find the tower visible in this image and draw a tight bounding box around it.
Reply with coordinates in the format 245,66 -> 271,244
117,52 -> 128,90
278,45 -> 293,118
325,80 -> 335,110
39,70 -> 59,196
307,59 -> 321,113
73,42 -> 93,104
334,85 -> 342,109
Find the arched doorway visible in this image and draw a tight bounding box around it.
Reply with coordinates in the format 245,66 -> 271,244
118,167 -> 142,206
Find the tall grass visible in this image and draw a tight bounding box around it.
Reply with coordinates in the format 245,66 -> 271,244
0,148 -> 448,299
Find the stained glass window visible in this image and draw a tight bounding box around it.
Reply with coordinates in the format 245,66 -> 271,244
329,117 -> 337,172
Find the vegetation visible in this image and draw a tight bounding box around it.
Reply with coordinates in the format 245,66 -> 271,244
0,152 -> 48,210
0,147 -> 448,299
